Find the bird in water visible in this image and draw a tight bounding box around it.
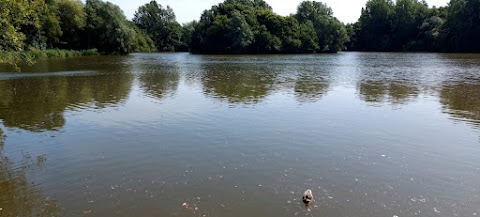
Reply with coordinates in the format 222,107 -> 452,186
303,189 -> 314,206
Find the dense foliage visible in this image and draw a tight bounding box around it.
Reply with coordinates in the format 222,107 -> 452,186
347,0 -> 480,52
1,0 -> 480,61
0,0 -> 155,57
190,0 -> 347,54
133,1 -> 184,51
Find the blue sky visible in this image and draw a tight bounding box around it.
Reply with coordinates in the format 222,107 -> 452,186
101,0 -> 450,24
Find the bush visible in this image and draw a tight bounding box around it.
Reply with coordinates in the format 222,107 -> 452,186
0,49 -> 100,71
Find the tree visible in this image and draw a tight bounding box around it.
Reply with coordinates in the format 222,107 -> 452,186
295,1 -> 348,52
85,0 -> 136,54
227,11 -> 254,53
390,0 -> 429,51
41,0 -> 63,48
346,0 -> 480,52
128,22 -> 157,52
417,15 -> 445,51
442,0 -> 480,52
133,1 -> 183,51
57,0 -> 86,49
19,0 -> 62,49
0,0 -> 44,67
352,0 -> 395,51
190,0 -> 344,54
178,21 -> 197,51
295,1 -> 333,23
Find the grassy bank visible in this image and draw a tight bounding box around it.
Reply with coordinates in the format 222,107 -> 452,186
25,49 -> 99,59
0,49 -> 99,71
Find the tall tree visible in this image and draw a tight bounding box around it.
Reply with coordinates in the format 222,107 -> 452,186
295,1 -> 348,52
57,0 -> 86,49
133,1 -> 182,51
190,0 -> 344,54
85,0 -> 135,54
354,0 -> 395,51
390,0 -> 429,50
0,0 -> 43,67
442,0 -> 480,52
18,0 -> 62,49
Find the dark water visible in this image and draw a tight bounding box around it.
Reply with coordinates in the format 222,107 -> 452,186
0,53 -> 479,217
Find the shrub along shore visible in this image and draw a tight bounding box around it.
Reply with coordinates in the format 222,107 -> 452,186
0,49 -> 99,71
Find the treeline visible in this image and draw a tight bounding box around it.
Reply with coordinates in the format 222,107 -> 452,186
132,0 -> 348,54
0,0 -> 156,55
1,0 -> 479,58
135,0 -> 480,53
189,0 -> 347,53
347,0 -> 480,52
0,0 -> 347,57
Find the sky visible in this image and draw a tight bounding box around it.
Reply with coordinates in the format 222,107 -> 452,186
102,0 -> 450,24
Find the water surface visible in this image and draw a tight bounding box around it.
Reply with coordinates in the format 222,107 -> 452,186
0,53 -> 479,217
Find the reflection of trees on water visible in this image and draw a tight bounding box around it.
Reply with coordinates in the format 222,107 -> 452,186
0,56 -> 133,74
294,73 -> 330,103
0,73 -> 133,132
137,66 -> 180,100
440,83 -> 480,126
199,63 -> 333,104
201,65 -> 277,104
0,130 -> 62,216
358,80 -> 419,105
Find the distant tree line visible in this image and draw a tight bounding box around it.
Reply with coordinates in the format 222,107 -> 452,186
188,0 -> 347,53
347,0 -> 480,52
0,0 -> 479,58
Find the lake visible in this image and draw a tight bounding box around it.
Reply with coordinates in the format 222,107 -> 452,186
0,52 -> 479,217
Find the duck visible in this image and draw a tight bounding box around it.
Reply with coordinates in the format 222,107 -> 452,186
302,189 -> 314,205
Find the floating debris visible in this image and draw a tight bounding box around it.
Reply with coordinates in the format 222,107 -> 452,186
303,189 -> 314,206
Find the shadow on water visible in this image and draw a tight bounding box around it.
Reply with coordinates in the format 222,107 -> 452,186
0,129 -> 62,216
0,57 -> 133,132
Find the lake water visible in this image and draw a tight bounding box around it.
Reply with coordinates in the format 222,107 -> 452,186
0,52 -> 479,217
